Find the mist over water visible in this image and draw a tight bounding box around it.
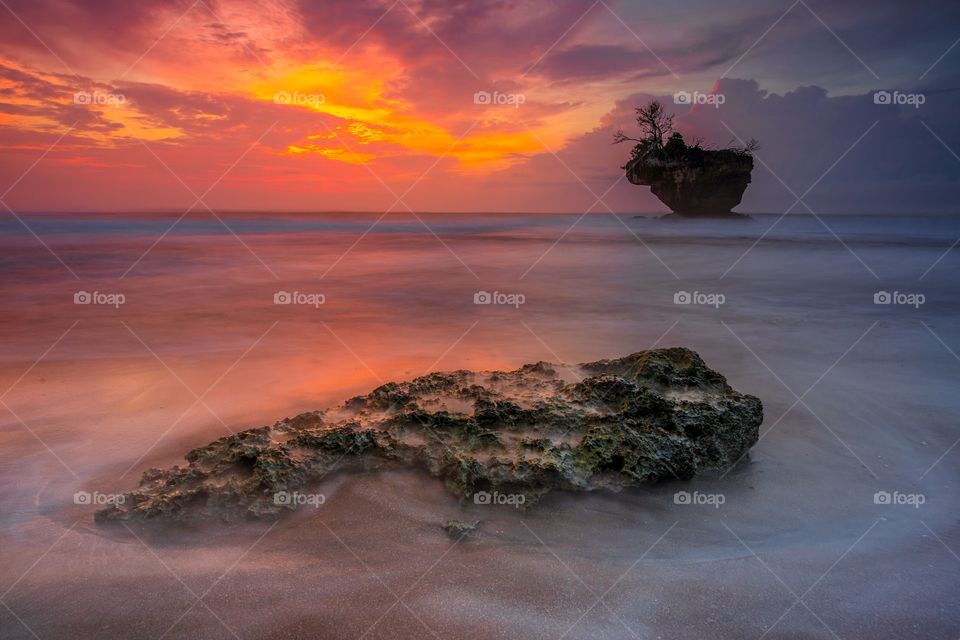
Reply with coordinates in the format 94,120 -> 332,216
1,212 -> 958,639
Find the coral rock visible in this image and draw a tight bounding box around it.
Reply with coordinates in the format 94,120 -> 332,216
96,348 -> 762,524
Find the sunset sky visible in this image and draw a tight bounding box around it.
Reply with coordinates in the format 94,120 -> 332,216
1,0 -> 959,213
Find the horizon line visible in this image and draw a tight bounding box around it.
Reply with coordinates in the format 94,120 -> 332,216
3,209 -> 959,217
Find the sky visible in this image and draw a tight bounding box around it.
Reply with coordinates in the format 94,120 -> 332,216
1,0 -> 959,213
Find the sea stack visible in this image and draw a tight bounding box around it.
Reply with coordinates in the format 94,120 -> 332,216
626,147 -> 754,217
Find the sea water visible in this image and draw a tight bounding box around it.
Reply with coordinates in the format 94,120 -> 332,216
1,211 -> 958,639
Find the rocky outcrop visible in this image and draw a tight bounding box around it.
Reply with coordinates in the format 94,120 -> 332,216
626,149 -> 753,216
96,348 -> 762,524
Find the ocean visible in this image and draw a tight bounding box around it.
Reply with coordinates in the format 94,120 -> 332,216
1,211 -> 958,639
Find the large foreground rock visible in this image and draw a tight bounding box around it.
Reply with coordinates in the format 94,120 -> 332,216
97,348 -> 762,524
626,149 -> 753,216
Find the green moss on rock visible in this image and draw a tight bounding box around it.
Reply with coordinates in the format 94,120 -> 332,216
96,348 -> 762,524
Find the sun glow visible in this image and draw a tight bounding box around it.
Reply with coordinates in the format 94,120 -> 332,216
252,61 -> 549,170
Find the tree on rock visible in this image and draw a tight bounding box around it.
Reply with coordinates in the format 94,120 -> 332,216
614,100 -> 758,165
663,132 -> 688,158
613,100 -> 675,159
615,100 -> 758,216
